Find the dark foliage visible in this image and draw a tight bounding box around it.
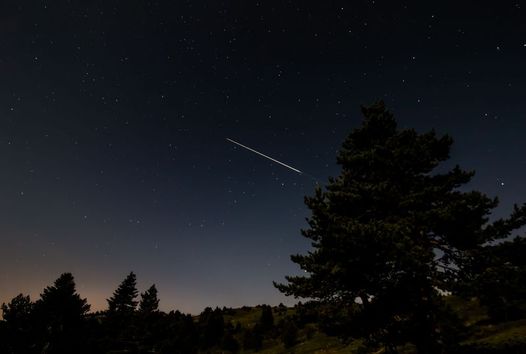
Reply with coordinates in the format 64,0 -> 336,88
33,273 -> 91,353
243,323 -> 263,351
107,272 -> 138,316
275,102 -> 526,353
0,268 -> 524,354
259,304 -> 274,332
139,284 -> 160,315
293,301 -> 322,328
152,310 -> 199,354
198,307 -> 225,349
460,236 -> 526,322
281,319 -> 299,348
222,331 -> 240,353
1,294 -> 33,354
0,274 -> 92,354
103,272 -> 141,351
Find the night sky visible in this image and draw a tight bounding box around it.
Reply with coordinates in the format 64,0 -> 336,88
1,1 -> 525,314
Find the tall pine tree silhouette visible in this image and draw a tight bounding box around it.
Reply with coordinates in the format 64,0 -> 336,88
33,273 -> 90,353
105,272 -> 139,352
107,272 -> 138,315
1,294 -> 32,328
275,102 -> 526,353
35,273 -> 90,327
1,294 -> 34,354
259,305 -> 274,332
139,284 -> 159,314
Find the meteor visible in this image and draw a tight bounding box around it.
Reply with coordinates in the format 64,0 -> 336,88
226,138 -> 303,174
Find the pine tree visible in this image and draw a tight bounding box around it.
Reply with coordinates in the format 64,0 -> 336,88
281,320 -> 298,348
242,324 -> 263,352
462,236 -> 526,322
1,294 -> 34,354
274,102 -> 526,353
33,273 -> 91,353
107,272 -> 138,315
35,273 -> 90,326
139,284 -> 159,314
1,294 -> 32,327
259,305 -> 274,332
198,307 -> 225,349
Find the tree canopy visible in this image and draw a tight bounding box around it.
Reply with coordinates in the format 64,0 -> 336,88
107,271 -> 138,315
139,284 -> 160,314
32,273 -> 91,353
34,272 -> 90,327
275,102 -> 526,353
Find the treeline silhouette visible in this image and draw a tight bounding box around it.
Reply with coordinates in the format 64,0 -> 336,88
2,266 -> 525,354
0,271 -> 301,354
3,103 -> 526,354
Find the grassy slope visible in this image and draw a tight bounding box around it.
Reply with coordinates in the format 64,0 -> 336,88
205,297 -> 526,353
220,306 -> 360,353
447,296 -> 526,349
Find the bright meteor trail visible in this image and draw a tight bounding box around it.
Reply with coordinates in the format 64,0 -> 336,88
226,138 -> 303,174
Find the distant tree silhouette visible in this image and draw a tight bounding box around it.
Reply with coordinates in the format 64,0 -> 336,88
243,323 -> 263,351
461,236 -> 526,322
139,284 -> 160,314
277,303 -> 287,316
103,272 -> 140,352
259,304 -> 274,332
198,307 -> 225,349
1,293 -> 32,329
275,102 -> 526,353
157,310 -> 199,353
107,272 -> 138,315
293,301 -> 320,328
1,294 -> 33,354
33,273 -> 90,353
221,329 -> 240,353
281,319 -> 299,348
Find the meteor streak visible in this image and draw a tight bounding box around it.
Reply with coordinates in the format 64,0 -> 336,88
226,138 -> 303,174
